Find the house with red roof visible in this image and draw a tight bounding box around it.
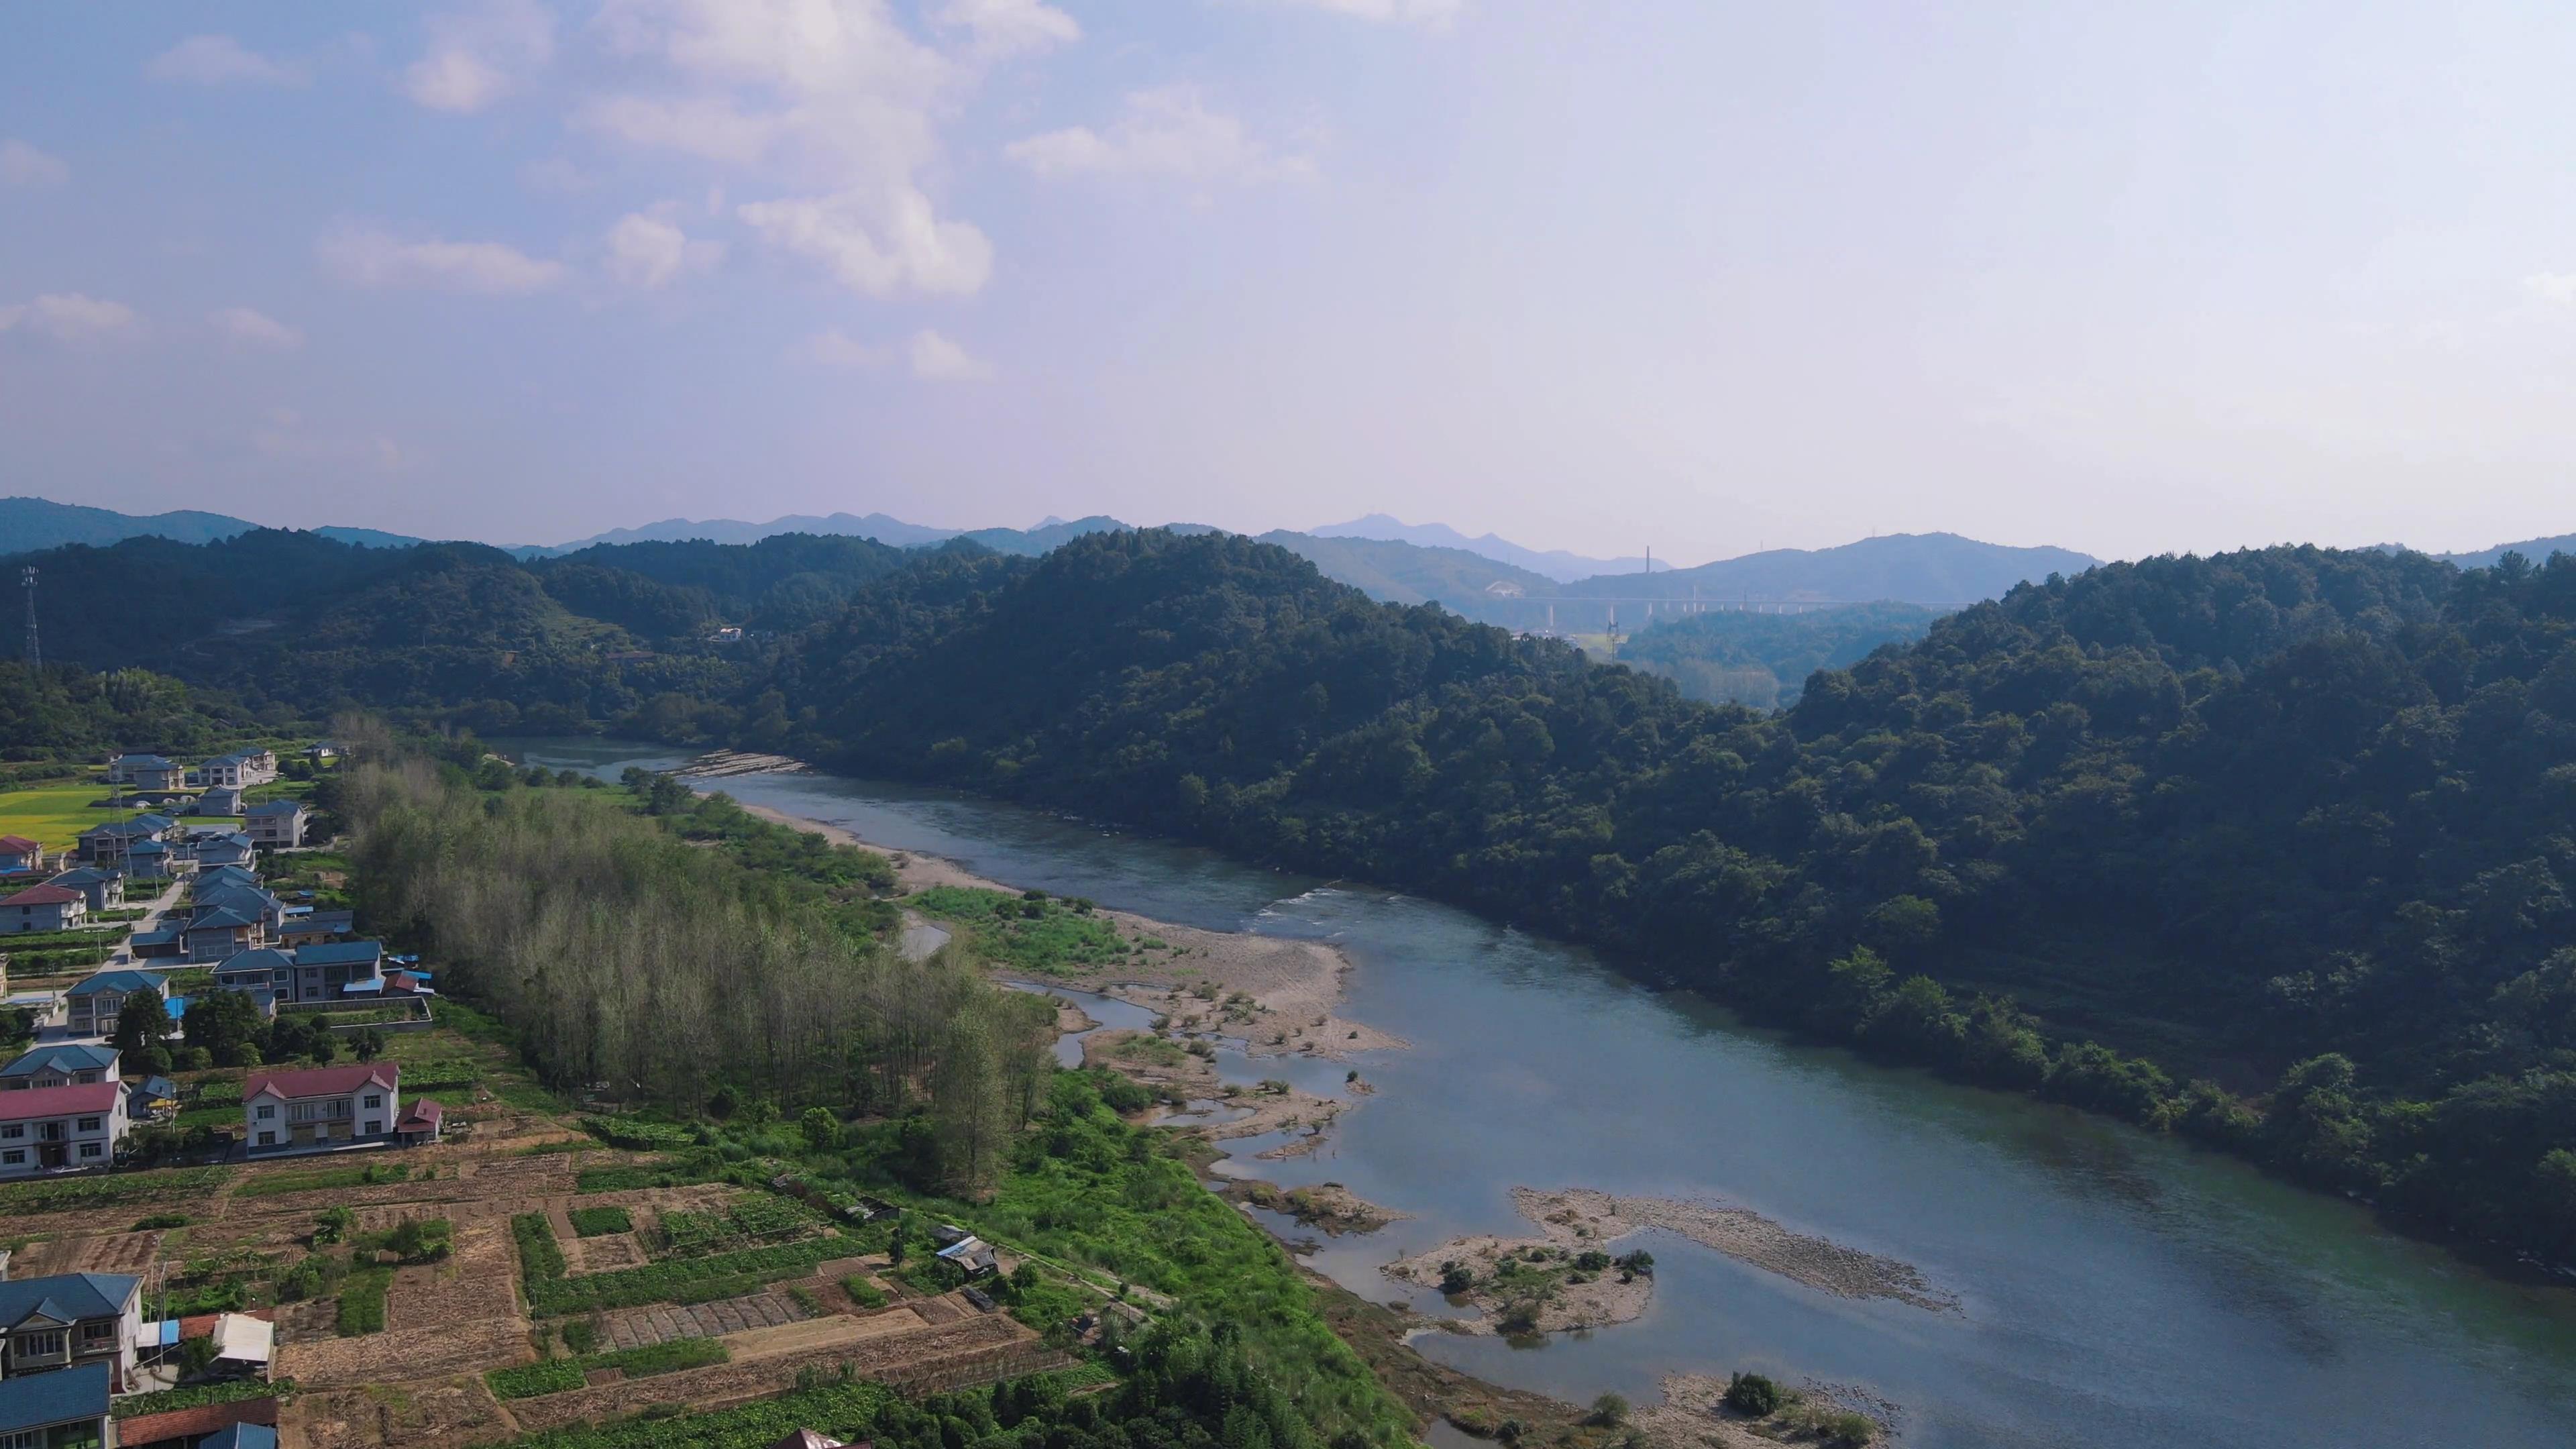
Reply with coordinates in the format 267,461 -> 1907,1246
0,835 -> 45,875
242,1063 -> 401,1153
0,1081 -> 129,1178
0,882 -> 87,934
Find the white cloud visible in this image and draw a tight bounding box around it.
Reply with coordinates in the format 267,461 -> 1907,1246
2527,273 -> 2576,306
801,327 -> 889,367
405,0 -> 555,112
1006,87 -> 1314,184
582,0 -> 995,299
209,307 -> 305,349
0,293 -> 141,343
604,212 -> 724,288
0,139 -> 68,186
737,190 -> 991,298
1271,0 -> 1464,25
252,409 -> 415,472
146,34 -> 307,87
934,0 -> 1079,60
520,156 -> 596,194
908,328 -> 991,380
317,223 -> 566,294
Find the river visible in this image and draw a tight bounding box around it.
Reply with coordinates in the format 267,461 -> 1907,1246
500,739 -> 2576,1449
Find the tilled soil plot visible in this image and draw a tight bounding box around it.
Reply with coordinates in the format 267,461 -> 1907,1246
594,1289 -> 807,1350
6,1229 -> 164,1277
274,1220 -> 531,1388
502,1313 -> 1041,1433
292,1377 -> 512,1449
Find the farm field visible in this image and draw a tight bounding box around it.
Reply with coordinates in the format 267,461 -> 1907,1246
0,781 -> 117,853
2,1018 -> 1091,1449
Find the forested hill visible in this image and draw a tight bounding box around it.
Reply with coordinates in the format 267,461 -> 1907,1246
758,532 -> 2576,1264
7,522 -> 2573,1259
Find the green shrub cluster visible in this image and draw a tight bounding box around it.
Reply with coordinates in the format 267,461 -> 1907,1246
513,1212 -> 568,1283
525,1237 -> 848,1317
568,1205 -> 633,1238
335,1267 -> 392,1336
485,1338 -> 729,1401
0,1167 -> 227,1212
111,1377 -> 292,1419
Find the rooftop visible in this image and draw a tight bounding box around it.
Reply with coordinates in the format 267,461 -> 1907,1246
0,1360 -> 109,1435
0,882 -> 85,907
246,1062 -> 397,1102
245,800 -> 307,817
0,1042 -> 120,1078
296,939 -> 384,967
0,1275 -> 139,1332
0,1081 -> 123,1121
0,834 -> 41,853
68,968 -> 162,998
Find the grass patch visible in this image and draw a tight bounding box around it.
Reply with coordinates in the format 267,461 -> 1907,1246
527,1237 -> 848,1317
575,1160 -> 726,1195
513,1212 -> 568,1282
336,1267 -> 392,1335
568,1205 -> 632,1238
485,1338 -> 729,1401
497,1379 -> 898,1449
0,1167 -> 229,1214
237,1161 -> 415,1198
843,1275 -> 888,1310
113,1377 -> 291,1419
907,885 -> 1136,976
0,782 -> 115,853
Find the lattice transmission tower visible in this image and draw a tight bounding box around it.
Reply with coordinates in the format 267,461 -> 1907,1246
20,567 -> 37,670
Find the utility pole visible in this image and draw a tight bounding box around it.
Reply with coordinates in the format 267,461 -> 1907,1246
20,567 -> 38,670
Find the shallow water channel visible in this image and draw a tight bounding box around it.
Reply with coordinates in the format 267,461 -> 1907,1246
502,739 -> 2576,1449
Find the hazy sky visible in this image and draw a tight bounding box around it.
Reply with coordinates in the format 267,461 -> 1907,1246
5,1 -> 2575,564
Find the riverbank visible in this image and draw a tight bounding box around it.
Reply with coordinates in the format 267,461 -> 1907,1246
739,799 -> 1407,1061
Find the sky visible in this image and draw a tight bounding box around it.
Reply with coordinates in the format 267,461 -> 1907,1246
4,1 -> 2576,565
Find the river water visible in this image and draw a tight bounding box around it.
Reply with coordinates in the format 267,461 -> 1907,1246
501,740 -> 2576,1449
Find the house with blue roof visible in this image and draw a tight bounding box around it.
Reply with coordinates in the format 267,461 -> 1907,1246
285,941 -> 385,1005
192,833 -> 256,873
196,784 -> 247,817
0,1360 -> 113,1448
0,1273 -> 145,1391
242,800 -> 308,851
108,753 -> 186,791
64,970 -> 164,1038
0,1044 -> 120,1091
201,749 -> 278,789
41,867 -> 123,914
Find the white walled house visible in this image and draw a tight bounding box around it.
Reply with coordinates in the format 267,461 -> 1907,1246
244,1063 -> 400,1152
0,1082 -> 130,1178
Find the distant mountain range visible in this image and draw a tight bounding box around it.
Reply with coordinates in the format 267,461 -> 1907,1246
9,494 -> 2571,625
1308,513 -> 1662,582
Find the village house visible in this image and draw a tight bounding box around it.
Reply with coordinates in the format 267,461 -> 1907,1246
195,784 -> 246,817
199,750 -> 279,789
0,884 -> 88,934
211,947 -> 293,996
192,833 -> 256,873
0,836 -> 45,876
75,815 -> 174,870
42,868 -> 123,914
241,800 -> 307,851
115,755 -> 188,793
0,1044 -> 120,1091
180,906 -> 262,963
282,941 -> 384,1005
62,971 -> 163,1038
0,1360 -> 115,1449
242,1062 -> 402,1152
0,1275 -> 145,1391
272,910 -> 354,947
123,839 -> 175,881
0,1081 -> 130,1178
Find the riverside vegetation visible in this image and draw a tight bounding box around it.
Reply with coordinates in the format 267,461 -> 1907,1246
341,751 -> 1417,1448
7,525 -> 2574,1264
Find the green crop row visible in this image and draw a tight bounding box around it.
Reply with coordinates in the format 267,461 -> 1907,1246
525,1236 -> 847,1317
485,1338 -> 729,1400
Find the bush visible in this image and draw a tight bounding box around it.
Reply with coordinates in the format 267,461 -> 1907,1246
513,1213 -> 568,1283
336,1267 -> 392,1335
1588,1393 -> 1629,1427
525,1236 -> 849,1317
1438,1261 -> 1474,1295
1724,1373 -> 1782,1417
560,1317 -> 598,1355
843,1275 -> 888,1310
386,1217 -> 453,1262
111,1377 -> 292,1420
485,1338 -> 729,1400
132,1212 -> 191,1230
568,1205 -> 633,1237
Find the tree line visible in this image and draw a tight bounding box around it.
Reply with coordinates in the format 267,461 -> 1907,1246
343,756 -> 1054,1198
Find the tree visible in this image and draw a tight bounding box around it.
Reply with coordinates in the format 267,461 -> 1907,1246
183,991 -> 263,1065
352,1027 -> 387,1061
111,991 -> 173,1063
1724,1373 -> 1782,1417
1589,1393 -> 1629,1428
800,1106 -> 842,1151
